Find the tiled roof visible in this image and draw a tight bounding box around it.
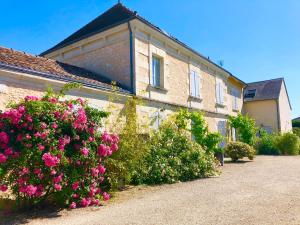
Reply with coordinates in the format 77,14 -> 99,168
0,46 -> 130,93
244,78 -> 283,101
41,3 -> 245,85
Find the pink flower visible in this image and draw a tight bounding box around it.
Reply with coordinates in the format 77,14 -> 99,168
12,152 -> 20,159
91,199 -> 100,206
80,198 -> 90,207
111,134 -> 120,144
72,193 -> 79,199
50,170 -> 57,175
38,173 -> 45,179
25,134 -> 31,140
20,167 -> 29,175
111,143 -> 118,152
73,108 -> 87,130
25,185 -> 37,196
72,181 -> 80,191
0,185 -> 8,192
91,168 -> 99,177
42,153 -> 60,167
53,174 -> 63,183
24,96 -> 39,101
81,147 -> 89,156
38,144 -> 45,151
35,185 -> 44,197
34,168 -> 42,174
54,183 -> 62,191
97,144 -> 107,157
0,154 -> 7,164
17,134 -> 23,142
88,137 -> 95,142
70,202 -> 77,209
18,105 -> 25,114
101,132 -> 111,142
4,148 -> 13,156
51,122 -> 58,129
102,192 -> 110,201
0,132 -> 9,149
40,122 -> 47,129
98,165 -> 106,174
25,115 -> 33,122
34,132 -> 41,138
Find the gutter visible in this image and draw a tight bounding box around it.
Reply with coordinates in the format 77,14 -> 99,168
127,21 -> 136,95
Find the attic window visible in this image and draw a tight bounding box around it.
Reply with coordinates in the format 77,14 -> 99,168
244,89 -> 256,98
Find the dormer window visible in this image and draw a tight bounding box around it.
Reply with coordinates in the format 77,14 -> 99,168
244,89 -> 256,98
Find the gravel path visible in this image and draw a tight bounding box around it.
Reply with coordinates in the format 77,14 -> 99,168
3,156 -> 300,225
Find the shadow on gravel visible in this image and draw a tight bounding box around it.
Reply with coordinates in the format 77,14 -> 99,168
0,198 -> 62,225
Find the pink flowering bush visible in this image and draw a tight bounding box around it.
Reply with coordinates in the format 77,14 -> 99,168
0,84 -> 119,209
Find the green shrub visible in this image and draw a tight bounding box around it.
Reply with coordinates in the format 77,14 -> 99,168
175,109 -> 223,154
228,113 -> 257,146
104,97 -> 150,190
134,114 -> 218,184
275,132 -> 300,155
256,130 -> 280,155
293,127 -> 300,138
225,141 -> 256,162
292,121 -> 300,128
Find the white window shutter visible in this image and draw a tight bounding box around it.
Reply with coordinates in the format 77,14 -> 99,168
195,73 -> 200,97
216,82 -> 220,103
190,71 -> 195,96
221,83 -> 225,104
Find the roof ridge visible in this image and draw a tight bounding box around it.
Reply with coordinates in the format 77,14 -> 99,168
247,77 -> 284,85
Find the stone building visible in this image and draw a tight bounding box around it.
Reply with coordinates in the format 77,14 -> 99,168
0,3 -> 292,136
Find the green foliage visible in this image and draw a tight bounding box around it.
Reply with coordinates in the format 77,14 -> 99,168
105,97 -> 150,190
176,109 -> 223,153
292,121 -> 300,128
256,130 -> 280,155
228,113 -> 257,146
293,127 -> 300,138
134,114 -> 218,184
275,132 -> 300,155
225,141 -> 256,162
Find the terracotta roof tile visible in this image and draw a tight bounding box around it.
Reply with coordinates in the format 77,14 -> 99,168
0,46 -> 129,93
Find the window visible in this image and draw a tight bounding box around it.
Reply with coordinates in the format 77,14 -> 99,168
244,89 -> 256,98
231,88 -> 239,111
152,56 -> 161,87
217,120 -> 227,148
216,80 -> 224,105
190,71 -> 201,98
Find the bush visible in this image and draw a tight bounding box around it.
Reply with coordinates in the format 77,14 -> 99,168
135,113 -> 218,184
275,132 -> 300,155
228,113 -> 257,146
104,97 -> 150,190
0,84 -> 118,209
293,127 -> 300,138
225,142 -> 255,162
256,130 -> 280,155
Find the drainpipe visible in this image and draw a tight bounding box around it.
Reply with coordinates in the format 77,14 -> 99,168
276,99 -> 281,133
127,21 -> 136,95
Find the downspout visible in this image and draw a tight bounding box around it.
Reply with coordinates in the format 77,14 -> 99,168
276,99 -> 281,133
127,21 -> 136,95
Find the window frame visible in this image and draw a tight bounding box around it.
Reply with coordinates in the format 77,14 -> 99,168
151,55 -> 161,87
189,70 -> 201,98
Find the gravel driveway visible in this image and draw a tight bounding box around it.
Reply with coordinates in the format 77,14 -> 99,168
3,156 -> 300,225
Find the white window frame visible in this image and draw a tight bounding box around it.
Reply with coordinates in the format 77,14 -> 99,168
190,71 -> 201,98
216,79 -> 224,105
151,55 -> 161,87
231,88 -> 239,111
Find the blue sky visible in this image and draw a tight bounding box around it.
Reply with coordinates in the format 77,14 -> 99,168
0,0 -> 299,117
